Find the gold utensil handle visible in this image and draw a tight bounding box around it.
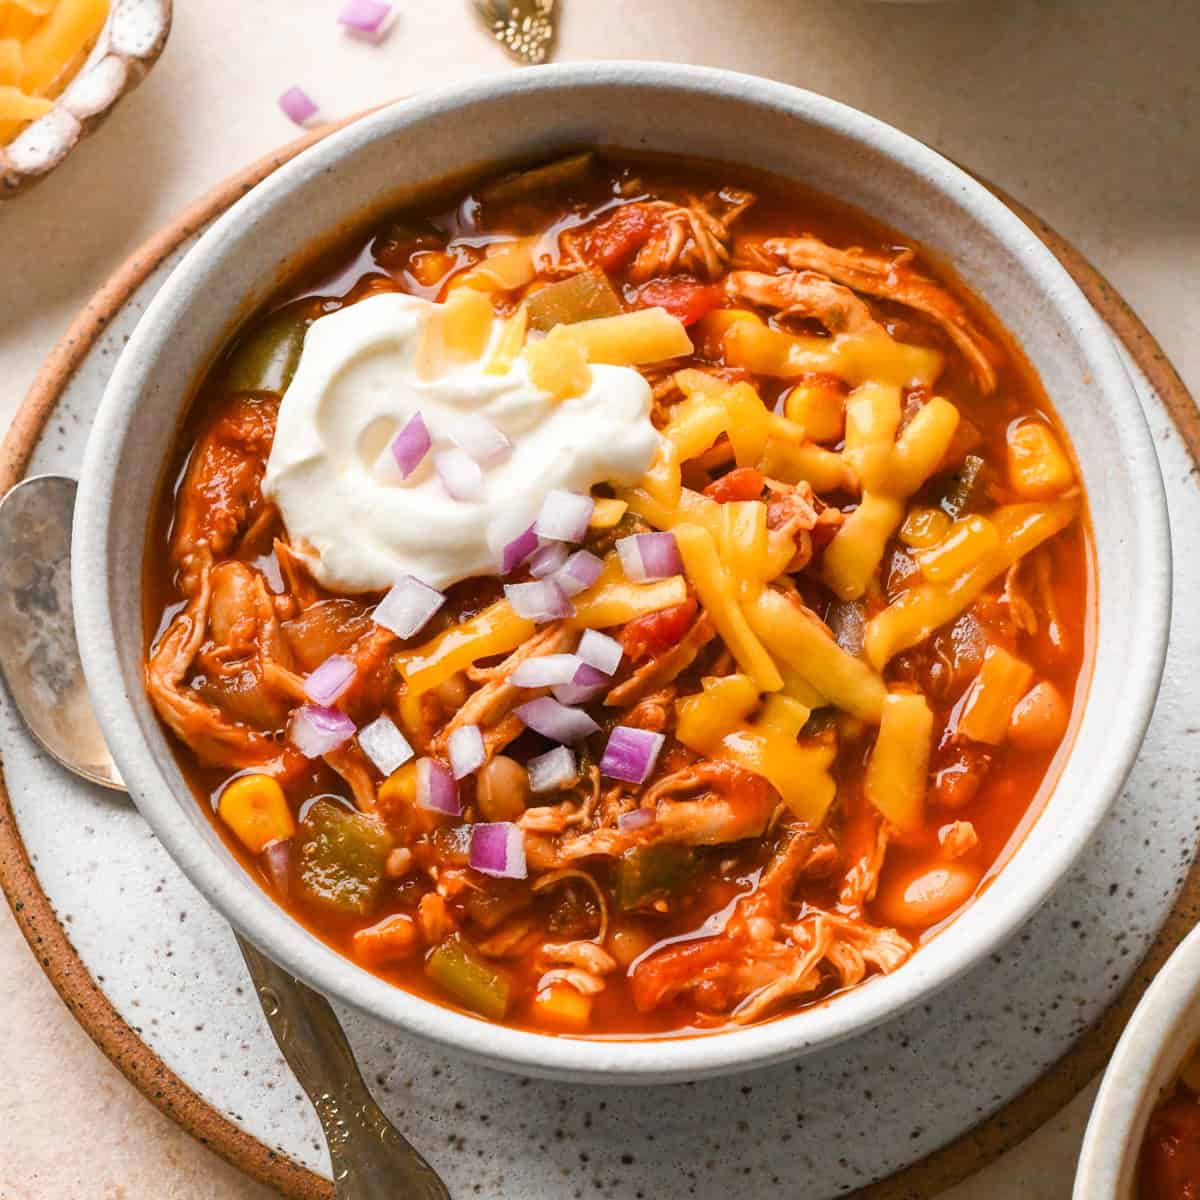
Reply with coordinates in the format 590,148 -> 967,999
470,0 -> 557,65
237,936 -> 451,1200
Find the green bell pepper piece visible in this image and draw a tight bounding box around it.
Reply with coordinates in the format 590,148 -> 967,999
425,934 -> 513,1020
613,844 -> 697,911
224,302 -> 311,396
294,800 -> 393,917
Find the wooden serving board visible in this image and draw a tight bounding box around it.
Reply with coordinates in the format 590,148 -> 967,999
1,126 -> 1197,1200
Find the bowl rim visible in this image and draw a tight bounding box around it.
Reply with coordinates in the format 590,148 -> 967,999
72,61 -> 1171,1083
1075,923 -> 1200,1197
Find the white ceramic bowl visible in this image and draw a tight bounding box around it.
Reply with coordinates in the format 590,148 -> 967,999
72,63 -> 1171,1084
1076,926 -> 1200,1197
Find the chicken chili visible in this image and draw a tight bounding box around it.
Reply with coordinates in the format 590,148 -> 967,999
144,151 -> 1092,1037
1140,1048 -> 1200,1199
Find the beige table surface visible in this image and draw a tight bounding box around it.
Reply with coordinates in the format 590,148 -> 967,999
1,1 -> 1196,1196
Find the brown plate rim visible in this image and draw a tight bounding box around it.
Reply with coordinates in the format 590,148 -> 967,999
0,124 -> 1194,1200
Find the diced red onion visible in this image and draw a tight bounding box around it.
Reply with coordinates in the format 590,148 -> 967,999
304,654 -> 356,705
416,757 -> 460,816
528,542 -> 569,579
504,580 -> 574,623
616,532 -> 682,582
357,714 -> 413,776
600,725 -> 665,784
279,86 -> 318,126
774,391 -> 789,416
510,653 -> 581,689
469,821 -> 528,879
552,549 -> 604,597
515,697 -> 600,744
290,705 -> 356,758
373,575 -> 444,639
499,524 -> 539,575
551,661 -> 609,705
448,724 -> 485,779
337,0 -> 393,40
377,412 -> 431,481
449,414 -> 510,464
435,447 -> 484,502
617,807 -> 656,832
528,746 -> 578,794
534,489 -> 594,543
576,629 -> 623,676
262,839 -> 292,896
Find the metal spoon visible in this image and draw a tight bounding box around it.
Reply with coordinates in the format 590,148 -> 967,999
0,474 -> 451,1200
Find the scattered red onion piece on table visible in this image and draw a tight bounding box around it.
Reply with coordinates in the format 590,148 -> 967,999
528,746 -> 578,794
469,822 -> 528,880
503,580 -> 573,623
600,725 -> 665,784
576,628 -> 623,675
616,531 -> 682,582
357,714 -> 414,776
515,697 -> 600,743
278,86 -> 319,126
448,724 -> 486,779
373,575 -> 444,638
415,757 -> 460,815
303,654 -> 356,705
337,0 -> 393,41
290,705 -> 356,758
435,447 -> 484,501
534,489 -> 594,543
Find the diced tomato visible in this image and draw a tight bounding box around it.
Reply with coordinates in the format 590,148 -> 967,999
587,204 -> 662,272
1140,1096 -> 1200,1200
621,598 -> 698,662
631,936 -> 736,1011
634,276 -> 724,326
704,467 -> 765,503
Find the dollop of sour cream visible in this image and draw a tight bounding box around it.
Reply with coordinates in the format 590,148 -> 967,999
263,292 -> 660,593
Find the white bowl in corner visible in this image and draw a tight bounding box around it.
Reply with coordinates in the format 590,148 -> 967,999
71,62 -> 1171,1084
1076,924 -> 1200,1197
0,0 -> 172,197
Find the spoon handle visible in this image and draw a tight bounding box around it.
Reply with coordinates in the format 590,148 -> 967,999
237,935 -> 451,1200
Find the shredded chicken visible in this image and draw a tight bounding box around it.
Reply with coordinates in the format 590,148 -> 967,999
762,235 -> 1001,392
939,820 -> 980,859
432,622 -> 573,760
605,613 -> 716,708
627,190 -> 756,283
725,269 -> 882,336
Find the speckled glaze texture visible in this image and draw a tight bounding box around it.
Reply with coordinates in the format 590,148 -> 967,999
1075,924 -> 1200,1198
70,64 -> 1171,1084
0,0 -> 171,197
0,128 -> 1195,1196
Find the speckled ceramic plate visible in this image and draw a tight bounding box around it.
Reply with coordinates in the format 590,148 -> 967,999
1,130 -> 1197,1199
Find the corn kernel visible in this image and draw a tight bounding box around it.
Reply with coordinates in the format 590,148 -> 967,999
1006,420 -> 1074,499
218,774 -> 294,854
589,497 -> 628,529
409,250 -> 456,288
379,761 -> 419,808
533,983 -> 593,1031
784,380 -> 846,444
